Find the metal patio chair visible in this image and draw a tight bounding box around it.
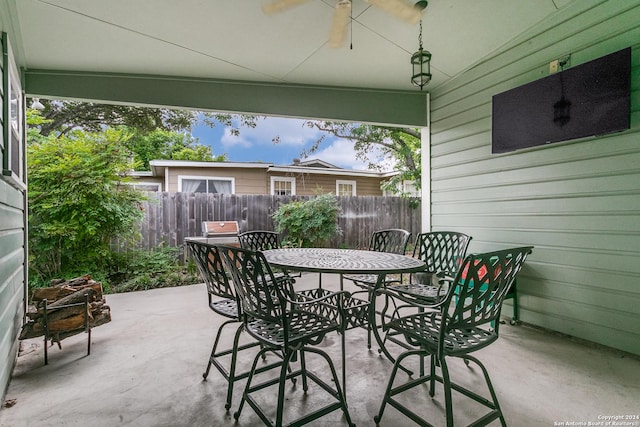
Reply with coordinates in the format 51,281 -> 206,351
343,228 -> 412,290
342,228 -> 411,347
388,231 -> 472,305
238,230 -> 300,280
380,231 -> 472,357
186,240 -> 280,410
374,246 -> 533,427
219,245 -> 355,427
238,230 -> 281,251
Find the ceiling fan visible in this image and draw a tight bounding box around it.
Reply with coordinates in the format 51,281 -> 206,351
262,0 -> 426,48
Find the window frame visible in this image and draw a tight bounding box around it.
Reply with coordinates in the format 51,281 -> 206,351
270,176 -> 296,196
402,180 -> 420,197
2,32 -> 26,190
178,175 -> 235,194
127,182 -> 162,192
336,179 -> 357,196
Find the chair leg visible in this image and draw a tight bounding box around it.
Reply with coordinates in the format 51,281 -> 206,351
222,322 -> 245,410
440,356 -> 455,427
429,354 -> 436,397
203,319 -> 237,380
461,354 -> 507,427
510,280 -> 520,325
299,349 -> 309,392
233,346 -> 271,421
367,288 -> 373,349
305,347 -> 355,427
374,349 -> 418,425
275,349 -> 299,427
43,335 -> 48,366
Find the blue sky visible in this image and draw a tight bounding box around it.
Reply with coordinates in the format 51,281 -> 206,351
191,116 -> 389,171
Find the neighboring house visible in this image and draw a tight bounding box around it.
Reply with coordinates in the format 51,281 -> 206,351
130,158 -> 397,196
383,180 -> 420,197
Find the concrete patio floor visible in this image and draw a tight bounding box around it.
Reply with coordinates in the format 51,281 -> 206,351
1,274 -> 639,427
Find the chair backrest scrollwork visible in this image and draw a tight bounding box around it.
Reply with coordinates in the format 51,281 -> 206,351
218,245 -> 294,328
238,230 -> 281,251
445,246 -> 533,332
413,232 -> 472,277
186,240 -> 236,303
370,229 -> 411,255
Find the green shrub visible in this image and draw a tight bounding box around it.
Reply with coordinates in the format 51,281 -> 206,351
27,127 -> 145,283
106,246 -> 201,294
272,193 -> 342,248
27,246 -> 201,296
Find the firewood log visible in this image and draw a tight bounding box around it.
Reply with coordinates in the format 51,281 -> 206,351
43,287 -> 99,308
49,275 -> 91,288
32,286 -> 75,303
19,281 -> 111,340
19,306 -> 111,339
32,283 -> 103,305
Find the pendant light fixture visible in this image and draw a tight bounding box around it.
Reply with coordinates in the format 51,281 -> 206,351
410,1 -> 431,90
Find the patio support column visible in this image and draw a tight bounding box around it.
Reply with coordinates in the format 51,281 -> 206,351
421,93 -> 431,232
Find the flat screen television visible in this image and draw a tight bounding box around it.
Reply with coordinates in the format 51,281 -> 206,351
491,47 -> 631,154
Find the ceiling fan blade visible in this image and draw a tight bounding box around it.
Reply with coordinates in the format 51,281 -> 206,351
367,0 -> 423,24
262,0 -> 310,15
328,0 -> 351,48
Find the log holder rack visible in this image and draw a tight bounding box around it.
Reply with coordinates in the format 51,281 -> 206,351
41,293 -> 92,365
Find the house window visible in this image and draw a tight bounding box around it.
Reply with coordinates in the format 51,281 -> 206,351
179,176 -> 235,194
271,177 -> 296,195
2,33 -> 26,188
336,180 -> 356,196
402,180 -> 420,197
131,183 -> 161,192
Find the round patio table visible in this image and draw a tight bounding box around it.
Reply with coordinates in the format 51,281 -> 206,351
263,247 -> 425,402
263,247 -> 425,276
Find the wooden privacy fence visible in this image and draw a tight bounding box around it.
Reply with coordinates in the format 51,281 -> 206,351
115,192 -> 421,251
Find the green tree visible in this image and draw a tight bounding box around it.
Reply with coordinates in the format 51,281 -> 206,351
171,144 -> 225,162
301,121 -> 421,196
27,126 -> 145,282
30,99 -> 419,193
30,99 -> 258,137
123,128 -> 226,170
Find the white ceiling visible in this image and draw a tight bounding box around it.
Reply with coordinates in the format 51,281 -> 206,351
10,0 -> 575,92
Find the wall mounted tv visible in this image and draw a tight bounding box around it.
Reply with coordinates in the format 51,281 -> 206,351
492,47 -> 631,154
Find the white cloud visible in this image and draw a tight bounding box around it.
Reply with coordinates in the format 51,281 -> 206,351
313,139 -> 396,172
201,115 -> 400,170
222,117 -> 323,148
220,127 -> 252,148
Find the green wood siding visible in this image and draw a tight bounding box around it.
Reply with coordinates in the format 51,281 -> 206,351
0,30 -> 25,398
0,177 -> 25,399
429,0 -> 640,355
